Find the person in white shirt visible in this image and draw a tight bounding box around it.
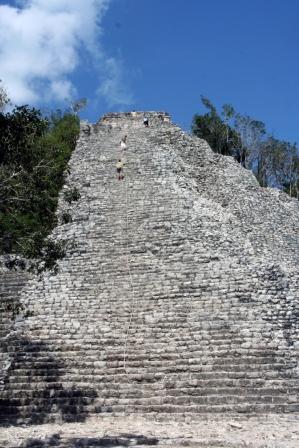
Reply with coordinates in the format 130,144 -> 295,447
120,135 -> 127,151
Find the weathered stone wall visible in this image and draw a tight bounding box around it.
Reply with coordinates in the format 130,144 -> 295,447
0,266 -> 30,392
0,112 -> 298,424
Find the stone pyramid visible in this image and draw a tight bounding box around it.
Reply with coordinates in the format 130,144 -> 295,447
0,111 -> 298,424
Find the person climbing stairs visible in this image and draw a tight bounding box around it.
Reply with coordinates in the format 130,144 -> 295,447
116,159 -> 125,180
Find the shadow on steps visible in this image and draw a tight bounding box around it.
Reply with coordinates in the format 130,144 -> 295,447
0,338 -> 98,425
21,433 -> 159,447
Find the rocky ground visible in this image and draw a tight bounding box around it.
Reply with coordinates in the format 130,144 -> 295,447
0,414 -> 298,447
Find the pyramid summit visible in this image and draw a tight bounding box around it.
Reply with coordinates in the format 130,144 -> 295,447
0,111 -> 298,427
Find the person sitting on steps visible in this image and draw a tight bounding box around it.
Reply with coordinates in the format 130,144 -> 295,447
143,116 -> 149,127
116,159 -> 124,180
83,124 -> 91,135
120,135 -> 127,151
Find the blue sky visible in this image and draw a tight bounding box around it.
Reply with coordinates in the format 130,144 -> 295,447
0,0 -> 298,143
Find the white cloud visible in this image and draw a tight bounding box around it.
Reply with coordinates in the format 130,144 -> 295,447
0,0 -> 132,106
98,57 -> 134,107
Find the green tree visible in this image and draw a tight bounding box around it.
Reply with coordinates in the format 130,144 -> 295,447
0,106 -> 48,167
192,96 -> 241,157
0,106 -> 80,273
263,137 -> 299,197
234,114 -> 267,174
192,98 -> 298,198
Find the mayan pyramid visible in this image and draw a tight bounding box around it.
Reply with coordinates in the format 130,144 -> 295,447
0,111 -> 298,424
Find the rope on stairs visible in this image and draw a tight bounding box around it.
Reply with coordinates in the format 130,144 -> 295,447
123,176 -> 137,377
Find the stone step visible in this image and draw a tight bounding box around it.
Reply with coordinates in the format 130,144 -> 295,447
9,357 -> 289,371
1,403 -> 298,425
10,350 -> 284,361
5,366 -> 291,384
0,397 -> 295,422
2,377 -> 297,396
4,368 -> 297,388
2,385 -> 298,401
6,336 -> 285,351
6,364 -> 296,383
10,345 -> 288,356
9,357 -> 292,371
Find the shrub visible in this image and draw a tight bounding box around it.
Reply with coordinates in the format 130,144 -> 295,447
63,187 -> 81,204
60,212 -> 72,224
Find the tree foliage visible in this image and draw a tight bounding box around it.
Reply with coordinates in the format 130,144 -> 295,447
0,105 -> 80,273
192,96 -> 241,157
0,80 -> 10,112
192,97 -> 299,198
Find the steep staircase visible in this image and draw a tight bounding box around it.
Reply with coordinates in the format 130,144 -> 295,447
0,112 -> 298,424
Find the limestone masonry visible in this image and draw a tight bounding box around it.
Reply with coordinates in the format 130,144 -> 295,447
0,111 -> 298,424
